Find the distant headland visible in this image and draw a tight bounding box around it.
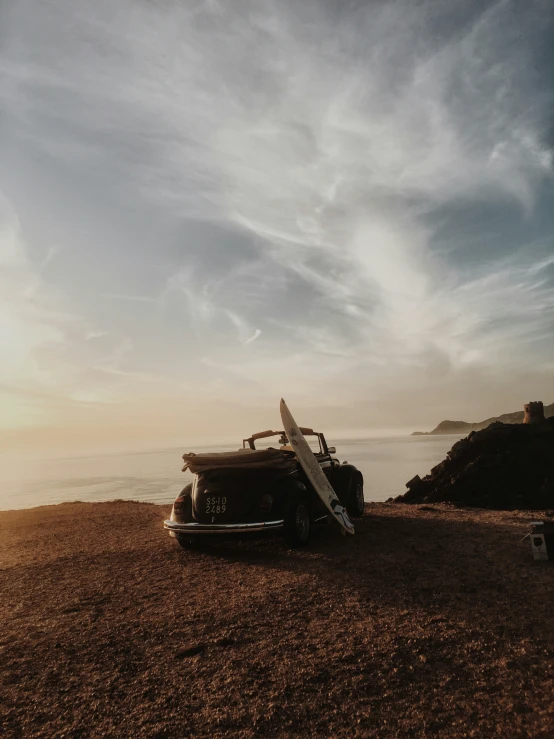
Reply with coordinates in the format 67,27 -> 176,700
412,401 -> 554,435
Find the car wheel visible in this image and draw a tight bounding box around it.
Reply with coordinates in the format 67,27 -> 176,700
284,498 -> 311,547
347,474 -> 365,517
175,535 -> 207,550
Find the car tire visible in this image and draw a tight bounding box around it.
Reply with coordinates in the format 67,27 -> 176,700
175,534 -> 205,550
175,534 -> 194,549
172,487 -> 201,549
347,474 -> 365,518
283,497 -> 311,547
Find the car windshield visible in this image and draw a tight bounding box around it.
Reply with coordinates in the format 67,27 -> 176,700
250,433 -> 324,454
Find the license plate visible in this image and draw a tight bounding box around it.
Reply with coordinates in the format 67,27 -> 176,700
205,496 -> 227,515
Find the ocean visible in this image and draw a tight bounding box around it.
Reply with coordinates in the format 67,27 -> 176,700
0,435 -> 462,512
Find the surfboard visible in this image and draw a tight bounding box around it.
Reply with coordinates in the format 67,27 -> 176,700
280,398 -> 355,536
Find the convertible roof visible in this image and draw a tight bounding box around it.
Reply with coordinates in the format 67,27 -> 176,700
182,448 -> 296,474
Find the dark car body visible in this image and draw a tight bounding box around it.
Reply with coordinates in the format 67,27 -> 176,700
164,428 -> 364,547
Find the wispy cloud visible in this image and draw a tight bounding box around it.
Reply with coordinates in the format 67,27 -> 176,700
0,194 -> 166,423
86,330 -> 109,340
0,0 -> 553,443
244,329 -> 261,345
0,194 -> 69,389
40,245 -> 61,269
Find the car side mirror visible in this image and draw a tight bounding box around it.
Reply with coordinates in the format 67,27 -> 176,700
327,446 -> 336,454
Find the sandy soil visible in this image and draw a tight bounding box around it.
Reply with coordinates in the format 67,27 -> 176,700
0,501 -> 553,738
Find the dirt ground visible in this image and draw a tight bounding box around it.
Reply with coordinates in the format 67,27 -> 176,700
0,501 -> 553,738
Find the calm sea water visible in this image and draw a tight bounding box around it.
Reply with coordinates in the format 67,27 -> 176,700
0,435 -> 462,511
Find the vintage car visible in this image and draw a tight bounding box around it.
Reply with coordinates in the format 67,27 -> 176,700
164,428 -> 364,547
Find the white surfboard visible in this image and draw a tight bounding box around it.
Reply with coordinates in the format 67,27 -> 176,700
280,398 -> 355,536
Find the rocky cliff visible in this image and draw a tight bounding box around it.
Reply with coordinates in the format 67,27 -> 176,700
412,401 -> 554,436
397,417 -> 554,510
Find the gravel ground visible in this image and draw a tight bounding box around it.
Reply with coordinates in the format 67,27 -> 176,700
0,501 -> 553,738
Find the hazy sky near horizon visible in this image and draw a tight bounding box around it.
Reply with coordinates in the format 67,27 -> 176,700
1,0 -> 553,451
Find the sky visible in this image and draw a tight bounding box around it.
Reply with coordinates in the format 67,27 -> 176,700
1,0 -> 553,453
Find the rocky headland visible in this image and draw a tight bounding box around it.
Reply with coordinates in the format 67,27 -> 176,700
399,403 -> 554,510
412,400 -> 554,436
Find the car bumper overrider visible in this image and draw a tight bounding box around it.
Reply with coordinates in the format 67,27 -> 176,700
164,519 -> 284,536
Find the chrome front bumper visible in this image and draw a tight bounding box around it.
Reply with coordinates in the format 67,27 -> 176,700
164,519 -> 284,536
